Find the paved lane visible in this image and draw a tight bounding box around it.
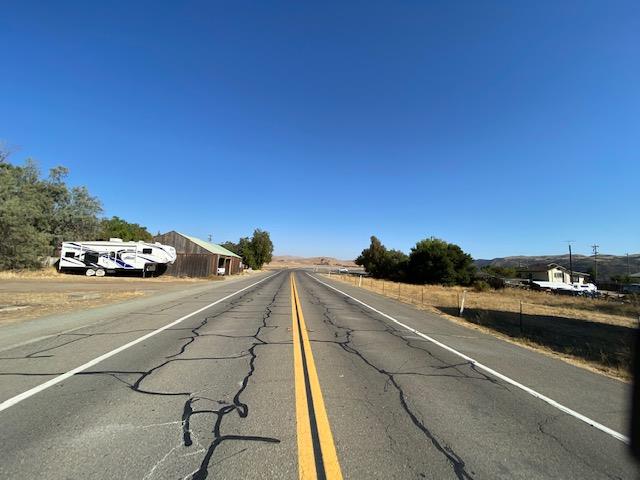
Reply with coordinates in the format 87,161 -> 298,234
295,272 -> 636,479
0,270 -> 636,479
0,272 -> 296,479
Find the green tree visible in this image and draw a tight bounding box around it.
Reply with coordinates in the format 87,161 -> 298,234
481,265 -> 517,278
221,230 -> 274,270
52,185 -> 103,243
237,237 -> 254,268
0,152 -> 103,269
100,216 -> 152,242
355,236 -> 407,279
355,236 -> 387,277
407,237 -> 475,285
220,241 -> 240,255
247,229 -> 273,269
0,159 -> 52,268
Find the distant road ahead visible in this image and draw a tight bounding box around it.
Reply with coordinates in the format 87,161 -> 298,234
0,270 -> 635,479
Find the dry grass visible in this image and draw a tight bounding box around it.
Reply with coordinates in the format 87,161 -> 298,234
0,268 -> 264,325
327,274 -> 639,380
332,274 -> 639,327
0,268 -> 65,280
0,268 -> 223,283
0,290 -> 145,325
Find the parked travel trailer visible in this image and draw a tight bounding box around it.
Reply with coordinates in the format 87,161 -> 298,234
59,238 -> 177,276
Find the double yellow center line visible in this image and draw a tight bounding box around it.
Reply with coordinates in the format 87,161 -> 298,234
290,273 -> 343,480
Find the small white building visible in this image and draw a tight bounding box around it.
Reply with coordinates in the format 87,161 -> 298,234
517,263 -> 589,284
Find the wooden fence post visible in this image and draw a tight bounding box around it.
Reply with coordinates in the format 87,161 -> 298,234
519,301 -> 523,336
459,290 -> 466,316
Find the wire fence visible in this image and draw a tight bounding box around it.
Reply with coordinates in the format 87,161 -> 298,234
326,273 -> 636,376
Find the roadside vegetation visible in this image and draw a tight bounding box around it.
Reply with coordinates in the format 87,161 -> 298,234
221,229 -> 274,270
0,148 -> 153,270
329,273 -> 639,379
355,235 -> 475,285
0,147 -> 275,274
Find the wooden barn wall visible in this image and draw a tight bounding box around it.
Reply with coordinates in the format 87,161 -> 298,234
230,257 -> 242,274
164,253 -> 218,277
153,231 -> 243,276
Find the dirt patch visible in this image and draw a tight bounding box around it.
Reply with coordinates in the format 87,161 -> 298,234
0,272 -> 208,325
0,268 -> 217,283
0,268 -> 263,325
267,256 -> 356,268
326,274 -> 640,380
0,290 -> 145,325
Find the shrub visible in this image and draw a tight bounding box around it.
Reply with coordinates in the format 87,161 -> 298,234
472,280 -> 491,292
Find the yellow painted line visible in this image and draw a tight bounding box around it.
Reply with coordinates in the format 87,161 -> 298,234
291,273 -> 343,480
291,274 -> 318,479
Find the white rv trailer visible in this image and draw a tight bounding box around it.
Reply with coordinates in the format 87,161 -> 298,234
59,238 -> 177,277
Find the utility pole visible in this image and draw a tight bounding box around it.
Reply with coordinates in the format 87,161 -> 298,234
565,240 -> 575,283
627,253 -> 630,277
208,234 -> 212,243
591,244 -> 599,283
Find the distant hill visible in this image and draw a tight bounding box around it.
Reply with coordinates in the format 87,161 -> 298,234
475,254 -> 640,280
269,255 -> 356,267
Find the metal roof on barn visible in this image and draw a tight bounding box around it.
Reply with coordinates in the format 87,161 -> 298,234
176,232 -> 241,258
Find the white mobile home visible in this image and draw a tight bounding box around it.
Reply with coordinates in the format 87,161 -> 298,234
59,238 -> 177,276
517,263 -> 589,284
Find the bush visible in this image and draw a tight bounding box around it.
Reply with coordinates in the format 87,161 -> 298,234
355,236 -> 408,280
221,229 -> 274,270
100,216 -> 152,241
472,280 -> 491,292
406,237 -> 475,286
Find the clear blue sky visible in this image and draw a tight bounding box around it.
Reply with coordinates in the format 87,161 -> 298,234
1,1 -> 638,260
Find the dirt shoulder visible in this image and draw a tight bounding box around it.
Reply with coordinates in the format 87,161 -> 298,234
0,269 -> 260,325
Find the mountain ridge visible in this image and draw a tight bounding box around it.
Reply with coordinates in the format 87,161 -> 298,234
475,253 -> 640,280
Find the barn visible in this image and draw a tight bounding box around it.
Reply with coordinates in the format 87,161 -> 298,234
153,231 -> 242,277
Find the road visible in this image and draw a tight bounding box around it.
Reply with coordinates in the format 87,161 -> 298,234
0,270 -> 636,479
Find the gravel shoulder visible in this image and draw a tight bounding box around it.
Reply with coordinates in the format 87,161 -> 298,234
0,271 -> 260,326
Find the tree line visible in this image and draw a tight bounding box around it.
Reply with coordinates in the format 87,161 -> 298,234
1,152 -> 276,271
0,152 -> 154,269
355,235 -> 476,286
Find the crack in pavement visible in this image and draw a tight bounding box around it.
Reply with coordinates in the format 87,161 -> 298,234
536,415 -> 623,480
300,275 -> 476,480
186,274 -> 287,480
1,273 -> 287,480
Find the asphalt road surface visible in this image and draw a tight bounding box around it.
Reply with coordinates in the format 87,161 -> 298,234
0,270 -> 636,479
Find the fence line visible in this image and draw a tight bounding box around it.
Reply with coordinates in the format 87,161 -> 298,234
325,274 -> 636,374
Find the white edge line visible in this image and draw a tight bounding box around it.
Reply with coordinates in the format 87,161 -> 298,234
307,273 -> 630,444
0,273 -> 278,413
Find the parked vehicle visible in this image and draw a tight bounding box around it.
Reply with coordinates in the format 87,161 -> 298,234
59,238 -> 177,277
532,281 -> 598,296
572,282 -> 598,294
338,268 -> 350,274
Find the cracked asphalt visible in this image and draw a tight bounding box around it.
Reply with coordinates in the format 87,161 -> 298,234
0,270 -> 636,479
